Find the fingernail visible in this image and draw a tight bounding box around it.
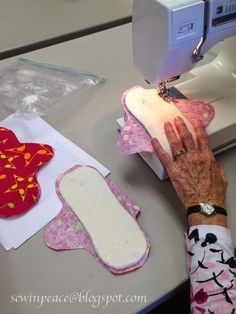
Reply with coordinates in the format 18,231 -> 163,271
191,119 -> 198,128
151,138 -> 159,145
174,116 -> 183,125
164,122 -> 172,129
175,116 -> 182,122
192,119 -> 202,128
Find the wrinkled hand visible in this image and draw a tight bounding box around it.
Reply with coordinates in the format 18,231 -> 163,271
151,117 -> 227,209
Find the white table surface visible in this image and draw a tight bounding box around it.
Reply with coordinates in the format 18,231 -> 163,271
0,0 -> 132,58
0,23 -> 235,314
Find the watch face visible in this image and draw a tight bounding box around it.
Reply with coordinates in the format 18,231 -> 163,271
200,203 -> 215,216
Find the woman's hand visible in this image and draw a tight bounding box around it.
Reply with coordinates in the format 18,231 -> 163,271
151,117 -> 228,226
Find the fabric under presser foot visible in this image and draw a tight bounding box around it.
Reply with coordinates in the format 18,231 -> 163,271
118,86 -> 215,156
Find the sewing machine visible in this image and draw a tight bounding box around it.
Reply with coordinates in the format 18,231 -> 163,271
118,0 -> 236,180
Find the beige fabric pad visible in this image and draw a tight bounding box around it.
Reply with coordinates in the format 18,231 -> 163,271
125,87 -> 197,157
59,166 -> 148,269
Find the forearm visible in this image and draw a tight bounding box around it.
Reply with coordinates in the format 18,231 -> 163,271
186,225 -> 236,313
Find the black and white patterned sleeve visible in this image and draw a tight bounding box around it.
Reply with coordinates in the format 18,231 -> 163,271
185,225 -> 236,313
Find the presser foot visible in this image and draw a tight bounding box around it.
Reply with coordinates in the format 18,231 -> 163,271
158,76 -> 180,102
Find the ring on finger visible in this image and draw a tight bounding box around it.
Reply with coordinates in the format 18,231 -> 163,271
174,147 -> 186,159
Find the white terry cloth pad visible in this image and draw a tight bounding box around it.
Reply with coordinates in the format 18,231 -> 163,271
125,87 -> 197,157
59,166 -> 148,269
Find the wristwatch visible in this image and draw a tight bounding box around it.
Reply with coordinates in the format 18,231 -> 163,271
187,202 -> 227,217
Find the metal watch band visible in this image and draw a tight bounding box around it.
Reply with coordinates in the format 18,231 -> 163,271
187,205 -> 227,217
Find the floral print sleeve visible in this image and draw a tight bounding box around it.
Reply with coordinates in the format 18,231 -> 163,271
185,225 -> 236,313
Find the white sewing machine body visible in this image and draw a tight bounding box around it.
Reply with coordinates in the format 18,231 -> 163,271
129,0 -> 236,180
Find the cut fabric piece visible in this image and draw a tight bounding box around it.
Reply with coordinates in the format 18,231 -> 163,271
118,86 -> 215,156
172,98 -> 214,128
0,127 -> 54,217
117,99 -> 154,156
0,115 -> 109,251
44,165 -> 150,274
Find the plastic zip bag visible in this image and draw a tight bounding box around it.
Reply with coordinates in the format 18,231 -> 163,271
0,57 -> 106,117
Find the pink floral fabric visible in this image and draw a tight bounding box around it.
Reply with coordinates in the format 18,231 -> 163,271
118,86 -> 215,156
185,225 -> 236,313
44,165 -> 150,274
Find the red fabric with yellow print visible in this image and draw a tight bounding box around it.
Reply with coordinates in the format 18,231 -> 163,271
0,127 -> 54,217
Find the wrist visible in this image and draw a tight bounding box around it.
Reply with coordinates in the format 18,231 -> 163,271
188,213 -> 227,227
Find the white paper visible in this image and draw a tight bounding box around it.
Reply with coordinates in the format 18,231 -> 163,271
0,114 -> 110,251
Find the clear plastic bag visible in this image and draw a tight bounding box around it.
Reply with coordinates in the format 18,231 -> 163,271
0,57 -> 106,117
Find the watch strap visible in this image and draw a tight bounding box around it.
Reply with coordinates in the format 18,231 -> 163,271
187,204 -> 227,217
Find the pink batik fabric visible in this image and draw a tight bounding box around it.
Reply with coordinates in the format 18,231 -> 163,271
44,165 -> 150,274
185,225 -> 236,313
118,86 -> 215,156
